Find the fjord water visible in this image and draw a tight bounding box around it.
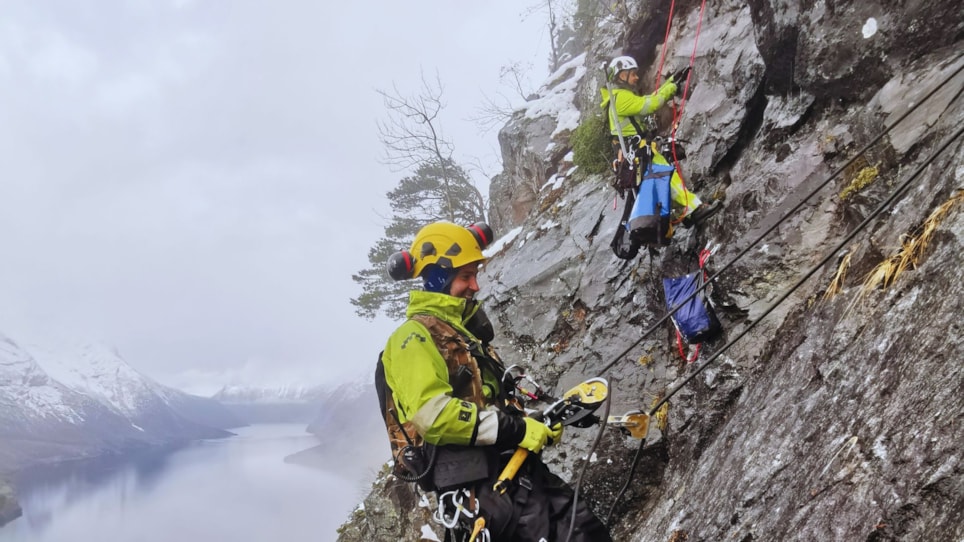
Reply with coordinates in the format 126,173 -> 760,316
0,424 -> 381,542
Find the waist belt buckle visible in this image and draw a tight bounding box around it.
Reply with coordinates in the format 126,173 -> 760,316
517,475 -> 532,492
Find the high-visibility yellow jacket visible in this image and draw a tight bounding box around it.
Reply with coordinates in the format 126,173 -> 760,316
600,80 -> 678,137
382,290 -> 521,447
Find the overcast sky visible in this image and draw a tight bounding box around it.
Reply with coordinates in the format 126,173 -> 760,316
0,1 -> 551,394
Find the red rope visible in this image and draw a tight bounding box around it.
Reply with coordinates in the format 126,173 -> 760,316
676,329 -> 701,363
672,0 -> 707,132
654,0 -> 677,89
668,0 -> 708,216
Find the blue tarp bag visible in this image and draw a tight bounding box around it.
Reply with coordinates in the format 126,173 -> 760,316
627,163 -> 673,246
663,264 -> 722,345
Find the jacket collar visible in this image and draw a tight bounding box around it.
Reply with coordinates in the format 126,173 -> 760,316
406,290 -> 480,341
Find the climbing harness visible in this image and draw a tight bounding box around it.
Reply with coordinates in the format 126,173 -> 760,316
426,373 -> 610,542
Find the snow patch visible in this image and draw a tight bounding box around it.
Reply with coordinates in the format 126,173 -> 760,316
873,435 -> 888,461
420,524 -> 440,541
484,226 -> 523,257
538,221 -> 560,231
522,53 -> 588,146
541,173 -> 566,192
862,18 -> 878,39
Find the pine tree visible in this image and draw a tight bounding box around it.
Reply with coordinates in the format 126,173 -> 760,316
351,160 -> 485,320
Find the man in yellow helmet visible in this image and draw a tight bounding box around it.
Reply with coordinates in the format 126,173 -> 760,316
378,221 -> 611,541
602,55 -> 721,228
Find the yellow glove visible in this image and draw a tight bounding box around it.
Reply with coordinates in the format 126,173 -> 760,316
519,418 -> 552,453
547,422 -> 564,446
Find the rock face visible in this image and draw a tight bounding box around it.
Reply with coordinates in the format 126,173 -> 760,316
0,479 -> 21,526
340,1 -> 962,541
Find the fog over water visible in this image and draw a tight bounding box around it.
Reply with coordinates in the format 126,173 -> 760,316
0,425 -> 381,542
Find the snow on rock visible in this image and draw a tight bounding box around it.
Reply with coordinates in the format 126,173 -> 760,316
522,52 -> 587,143
419,525 -> 440,541
0,333 -> 86,423
484,225 -> 524,258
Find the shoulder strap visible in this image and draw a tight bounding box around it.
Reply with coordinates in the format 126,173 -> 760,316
610,189 -> 641,260
374,351 -> 388,422
627,114 -> 649,139
410,314 -> 486,408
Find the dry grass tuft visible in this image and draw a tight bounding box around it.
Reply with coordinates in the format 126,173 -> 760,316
856,190 -> 964,303
823,250 -> 853,301
650,394 -> 670,431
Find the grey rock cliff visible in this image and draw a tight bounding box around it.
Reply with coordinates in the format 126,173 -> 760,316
340,1 -> 962,540
0,479 -> 21,526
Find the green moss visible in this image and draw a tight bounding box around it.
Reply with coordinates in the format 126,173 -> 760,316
571,112 -> 612,179
839,165 -> 879,201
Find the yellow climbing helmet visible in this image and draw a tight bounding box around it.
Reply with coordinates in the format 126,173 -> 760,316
386,221 -> 493,280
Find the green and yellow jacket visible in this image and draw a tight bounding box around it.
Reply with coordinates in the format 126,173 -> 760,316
382,290 -> 524,448
600,79 -> 678,137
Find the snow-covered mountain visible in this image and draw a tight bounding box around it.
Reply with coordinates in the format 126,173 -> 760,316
24,337 -> 240,433
0,332 -> 147,472
27,339 -> 170,419
0,331 -> 235,477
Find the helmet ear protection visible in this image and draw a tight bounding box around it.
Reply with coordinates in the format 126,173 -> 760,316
386,250 -> 416,281
386,222 -> 493,281
466,222 -> 493,251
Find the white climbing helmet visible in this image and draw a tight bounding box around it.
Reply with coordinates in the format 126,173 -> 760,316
608,55 -> 638,81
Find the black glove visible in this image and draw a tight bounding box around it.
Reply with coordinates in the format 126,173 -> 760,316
672,66 -> 692,86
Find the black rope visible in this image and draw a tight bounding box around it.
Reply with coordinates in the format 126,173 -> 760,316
650,122 -> 963,415
605,121 -> 964,524
598,57 -> 964,376
605,429 -> 647,524
564,385 -> 611,542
